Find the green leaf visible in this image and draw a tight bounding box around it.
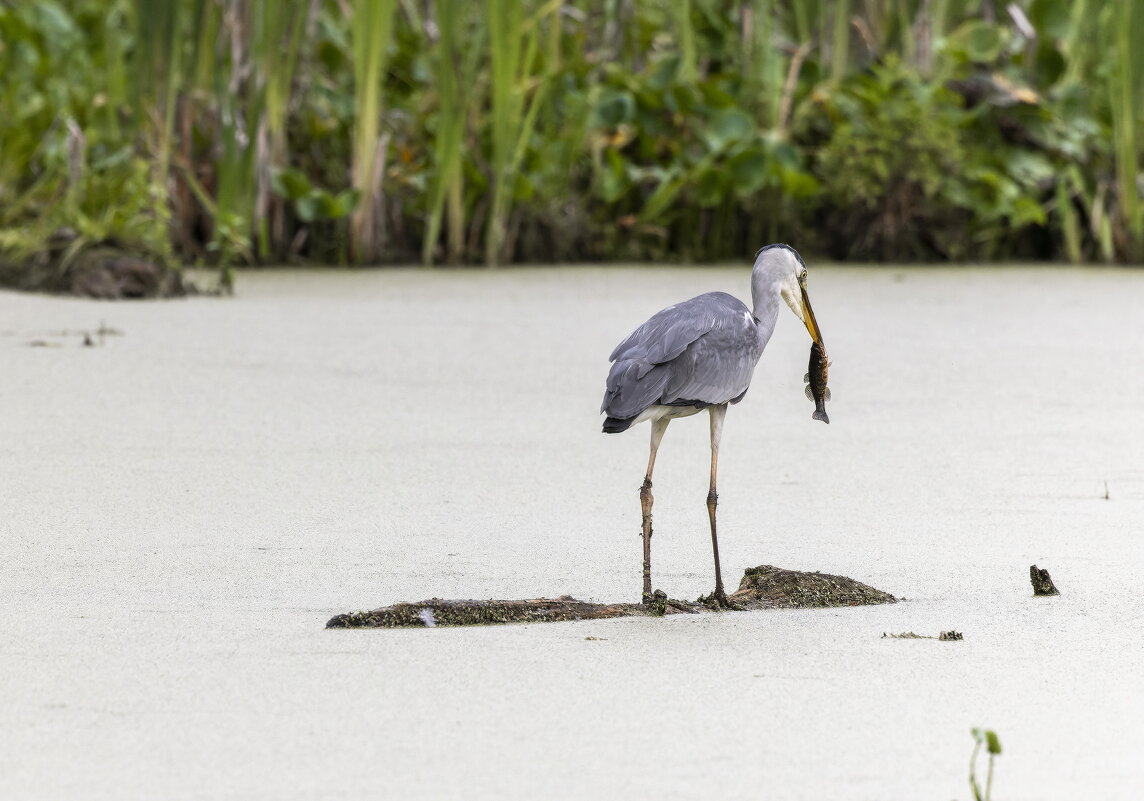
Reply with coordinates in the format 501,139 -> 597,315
592,88 -> 635,128
1033,41 -> 1066,87
777,165 -> 821,199
695,166 -> 727,207
971,728 -> 1002,755
984,730 -> 1002,755
512,171 -> 535,202
1029,0 -> 1071,40
703,107 -> 755,153
598,148 -> 629,203
312,189 -> 338,218
1006,150 -> 1055,188
1011,195 -> 1047,226
295,194 -> 318,223
728,149 -> 770,196
647,54 -> 680,90
31,1 -> 79,47
948,21 -> 1006,63
639,167 -> 687,223
272,168 -> 313,200
771,141 -> 802,169
332,189 -> 360,218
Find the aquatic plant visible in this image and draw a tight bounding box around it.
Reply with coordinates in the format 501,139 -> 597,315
1,0 -> 1142,286
969,727 -> 1002,801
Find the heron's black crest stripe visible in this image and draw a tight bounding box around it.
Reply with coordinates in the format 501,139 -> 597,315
754,242 -> 804,268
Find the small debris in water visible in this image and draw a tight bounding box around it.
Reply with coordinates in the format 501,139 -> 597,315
584,636 -> 607,641
1030,564 -> 1060,596
882,630 -> 963,641
17,323 -> 122,349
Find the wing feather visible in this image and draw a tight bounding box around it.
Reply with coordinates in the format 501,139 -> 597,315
601,292 -> 762,420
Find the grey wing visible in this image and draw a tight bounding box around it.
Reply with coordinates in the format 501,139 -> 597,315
608,298 -> 718,365
659,317 -> 762,405
602,292 -> 759,419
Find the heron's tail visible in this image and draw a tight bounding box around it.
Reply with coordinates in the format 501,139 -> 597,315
602,415 -> 636,434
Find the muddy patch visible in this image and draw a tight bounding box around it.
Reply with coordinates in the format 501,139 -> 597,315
1,241 -> 190,299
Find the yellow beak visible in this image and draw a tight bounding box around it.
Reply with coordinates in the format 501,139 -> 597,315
800,284 -> 823,346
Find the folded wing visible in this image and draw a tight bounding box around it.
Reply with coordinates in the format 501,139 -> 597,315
602,292 -> 761,421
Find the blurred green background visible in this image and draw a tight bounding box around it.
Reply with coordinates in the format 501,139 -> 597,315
1,0 -> 1142,290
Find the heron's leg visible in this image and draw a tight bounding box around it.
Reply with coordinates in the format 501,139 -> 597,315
640,417 -> 670,602
707,404 -> 730,606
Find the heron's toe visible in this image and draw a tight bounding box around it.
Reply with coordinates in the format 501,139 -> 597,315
698,589 -> 740,610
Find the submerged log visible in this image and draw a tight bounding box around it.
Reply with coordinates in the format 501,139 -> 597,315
326,596 -> 644,628
326,564 -> 896,629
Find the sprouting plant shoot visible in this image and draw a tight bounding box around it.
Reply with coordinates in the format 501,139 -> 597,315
970,728 -> 1002,801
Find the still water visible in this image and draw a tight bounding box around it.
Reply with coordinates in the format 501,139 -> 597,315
2,265 -> 1142,799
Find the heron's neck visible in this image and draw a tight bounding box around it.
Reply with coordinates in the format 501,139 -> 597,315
750,270 -> 781,343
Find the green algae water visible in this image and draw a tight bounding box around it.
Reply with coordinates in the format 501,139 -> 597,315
2,266 -> 1143,800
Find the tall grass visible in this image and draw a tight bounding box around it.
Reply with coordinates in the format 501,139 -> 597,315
422,1 -> 479,265
251,1 -> 312,260
1109,0 -> 1144,260
349,0 -> 397,264
484,0 -> 525,267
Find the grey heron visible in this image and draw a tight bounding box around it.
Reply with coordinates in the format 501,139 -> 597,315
600,244 -> 824,607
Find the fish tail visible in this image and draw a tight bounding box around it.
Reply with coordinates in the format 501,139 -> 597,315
812,406 -> 830,424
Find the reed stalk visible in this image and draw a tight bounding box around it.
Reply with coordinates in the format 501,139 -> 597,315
130,0 -> 184,201
423,0 -> 468,265
251,0 -> 311,259
830,0 -> 851,82
673,0 -> 698,83
1109,0 -> 1144,260
742,0 -> 788,132
484,0 -> 526,266
349,0 -> 398,264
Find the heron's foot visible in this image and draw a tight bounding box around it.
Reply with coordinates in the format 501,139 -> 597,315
641,588 -> 668,616
698,588 -> 740,611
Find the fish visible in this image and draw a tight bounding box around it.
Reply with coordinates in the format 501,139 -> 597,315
804,340 -> 831,424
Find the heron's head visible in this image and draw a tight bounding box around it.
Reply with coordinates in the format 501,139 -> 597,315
753,243 -> 822,345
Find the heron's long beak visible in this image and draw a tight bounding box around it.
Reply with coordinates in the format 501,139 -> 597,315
800,284 -> 823,345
